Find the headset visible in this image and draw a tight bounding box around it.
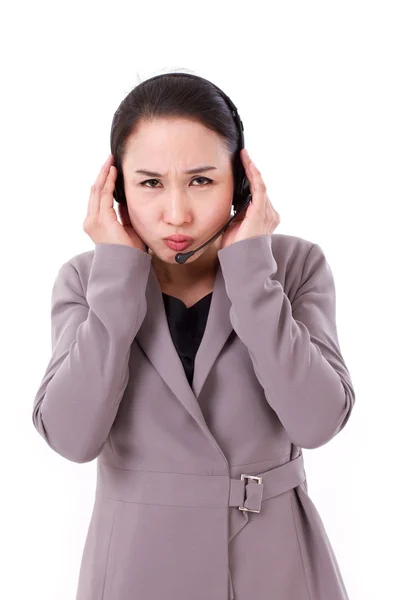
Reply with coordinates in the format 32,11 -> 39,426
110,73 -> 252,264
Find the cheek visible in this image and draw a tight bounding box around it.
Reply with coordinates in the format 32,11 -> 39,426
127,204 -> 153,230
207,196 -> 233,223
207,207 -> 229,227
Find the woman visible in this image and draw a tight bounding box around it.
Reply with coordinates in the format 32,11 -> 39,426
32,71 -> 356,600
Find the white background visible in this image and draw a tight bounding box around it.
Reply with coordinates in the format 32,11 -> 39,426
1,1 -> 399,598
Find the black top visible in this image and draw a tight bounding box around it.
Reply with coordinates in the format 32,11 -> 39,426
162,292 -> 213,388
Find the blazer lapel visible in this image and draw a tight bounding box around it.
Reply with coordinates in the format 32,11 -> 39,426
135,261 -> 233,445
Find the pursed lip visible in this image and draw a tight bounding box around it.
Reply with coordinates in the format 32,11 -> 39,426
163,234 -> 194,242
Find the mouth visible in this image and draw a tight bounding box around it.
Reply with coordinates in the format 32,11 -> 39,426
163,239 -> 192,251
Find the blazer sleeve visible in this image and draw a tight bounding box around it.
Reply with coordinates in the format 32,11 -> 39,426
32,243 -> 153,463
217,234 -> 356,450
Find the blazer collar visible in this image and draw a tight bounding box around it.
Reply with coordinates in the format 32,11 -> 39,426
135,260 -> 233,449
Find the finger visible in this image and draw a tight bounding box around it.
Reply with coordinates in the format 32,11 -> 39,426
95,154 -> 114,188
100,164 -> 117,211
87,155 -> 114,217
241,152 -> 268,213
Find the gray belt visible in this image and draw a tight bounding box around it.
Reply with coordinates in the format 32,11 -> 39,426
97,453 -> 305,512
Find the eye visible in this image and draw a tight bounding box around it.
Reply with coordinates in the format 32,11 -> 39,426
191,176 -> 213,186
140,177 -> 214,188
140,179 -> 161,188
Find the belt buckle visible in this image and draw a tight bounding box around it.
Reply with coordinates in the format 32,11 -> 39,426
238,473 -> 263,513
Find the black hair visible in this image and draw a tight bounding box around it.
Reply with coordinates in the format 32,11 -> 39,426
110,70 -> 242,212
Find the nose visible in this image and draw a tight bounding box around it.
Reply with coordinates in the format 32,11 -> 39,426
163,189 -> 192,225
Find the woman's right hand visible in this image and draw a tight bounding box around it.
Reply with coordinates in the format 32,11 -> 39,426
83,154 -> 147,252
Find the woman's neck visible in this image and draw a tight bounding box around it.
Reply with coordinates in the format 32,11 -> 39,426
150,238 -> 222,294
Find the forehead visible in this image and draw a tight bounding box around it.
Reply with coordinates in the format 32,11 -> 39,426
122,118 -> 230,167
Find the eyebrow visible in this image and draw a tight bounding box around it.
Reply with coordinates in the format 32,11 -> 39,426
134,165 -> 218,177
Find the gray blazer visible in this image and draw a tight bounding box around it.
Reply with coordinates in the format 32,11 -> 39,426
32,233 -> 356,600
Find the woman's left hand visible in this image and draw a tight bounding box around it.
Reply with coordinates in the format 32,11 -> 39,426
220,148 -> 281,249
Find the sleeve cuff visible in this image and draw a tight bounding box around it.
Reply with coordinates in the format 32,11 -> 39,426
217,235 -> 278,287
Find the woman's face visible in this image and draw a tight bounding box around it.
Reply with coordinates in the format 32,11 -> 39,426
120,117 -> 235,264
